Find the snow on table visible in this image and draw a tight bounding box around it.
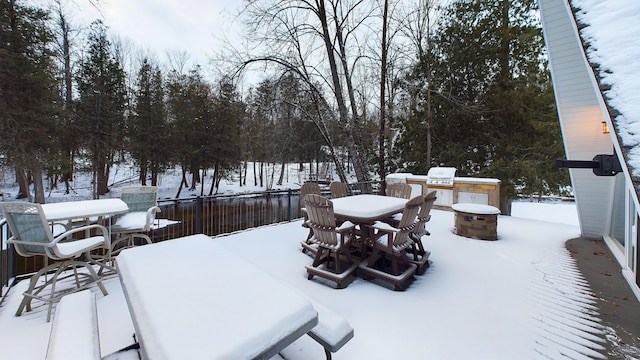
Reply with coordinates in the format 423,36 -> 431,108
451,203 -> 500,215
116,234 -> 318,360
41,199 -> 128,221
331,194 -> 407,222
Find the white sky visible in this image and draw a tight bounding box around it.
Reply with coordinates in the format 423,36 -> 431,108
32,0 -> 244,69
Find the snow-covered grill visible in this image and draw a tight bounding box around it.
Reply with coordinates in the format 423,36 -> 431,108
426,167 -> 456,207
426,167 -> 456,187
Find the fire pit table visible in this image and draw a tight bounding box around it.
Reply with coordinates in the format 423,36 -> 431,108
452,203 -> 500,240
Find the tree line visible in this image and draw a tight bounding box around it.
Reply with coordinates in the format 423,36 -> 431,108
1,0 -> 568,214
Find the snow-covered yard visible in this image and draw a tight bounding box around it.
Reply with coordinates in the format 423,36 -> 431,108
2,200 -> 634,359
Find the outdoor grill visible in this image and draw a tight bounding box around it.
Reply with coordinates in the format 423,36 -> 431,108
426,167 -> 456,207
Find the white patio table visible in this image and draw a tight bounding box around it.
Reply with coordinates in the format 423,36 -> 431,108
41,198 -> 129,223
116,234 -> 319,360
42,198 -> 129,239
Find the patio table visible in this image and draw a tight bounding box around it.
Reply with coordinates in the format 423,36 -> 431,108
116,234 -> 319,360
41,198 -> 129,222
331,194 -> 407,224
330,194 -> 407,258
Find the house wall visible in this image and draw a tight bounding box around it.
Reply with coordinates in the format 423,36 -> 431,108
538,0 -> 615,239
539,0 -> 640,298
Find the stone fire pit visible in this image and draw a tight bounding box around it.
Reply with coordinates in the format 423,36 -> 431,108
452,203 -> 500,240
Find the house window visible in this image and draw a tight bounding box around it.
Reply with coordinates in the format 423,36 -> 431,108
610,173 -> 625,247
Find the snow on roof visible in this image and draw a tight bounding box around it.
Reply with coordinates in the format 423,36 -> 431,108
571,0 -> 640,173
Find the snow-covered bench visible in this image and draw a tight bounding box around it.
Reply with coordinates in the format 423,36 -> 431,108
308,301 -> 354,360
46,290 -> 101,360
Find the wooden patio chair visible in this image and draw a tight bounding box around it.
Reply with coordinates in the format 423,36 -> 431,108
329,181 -> 349,198
385,191 -> 436,274
407,191 -> 437,274
300,182 -> 322,254
110,186 -> 160,255
303,194 -> 358,289
385,182 -> 412,199
1,202 -> 110,322
359,195 -> 422,290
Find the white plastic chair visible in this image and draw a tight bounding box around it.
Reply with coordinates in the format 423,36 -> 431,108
110,186 -> 160,255
1,202 -> 110,322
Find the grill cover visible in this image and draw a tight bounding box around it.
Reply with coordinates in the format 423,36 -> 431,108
426,167 -> 457,186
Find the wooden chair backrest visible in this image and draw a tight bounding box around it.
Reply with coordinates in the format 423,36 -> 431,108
413,191 -> 437,237
329,182 -> 349,198
386,183 -> 412,199
392,195 -> 422,247
303,194 -> 338,246
301,182 -> 321,198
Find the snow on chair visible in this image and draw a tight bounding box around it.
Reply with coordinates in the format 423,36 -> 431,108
110,186 -> 160,256
1,202 -> 110,322
407,191 -> 437,274
385,182 -> 412,199
329,181 -> 349,198
359,195 -> 422,290
300,182 -> 322,255
304,194 -> 358,289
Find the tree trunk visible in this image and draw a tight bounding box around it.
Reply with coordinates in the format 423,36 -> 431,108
190,171 -> 197,191
316,1 -> 369,183
259,162 -> 264,187
32,162 -> 45,204
97,163 -> 110,196
140,166 -> 148,185
209,164 -> 218,196
277,162 -> 285,185
500,195 -> 512,216
199,169 -> 205,196
150,162 -> 159,186
15,166 -> 29,200
242,161 -> 247,186
378,0 -> 389,182
253,162 -> 257,186
175,164 -> 187,198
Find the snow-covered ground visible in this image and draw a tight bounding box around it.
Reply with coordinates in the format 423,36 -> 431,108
1,164 -> 637,359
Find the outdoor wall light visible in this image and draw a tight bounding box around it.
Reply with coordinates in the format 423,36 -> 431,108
602,121 -> 610,134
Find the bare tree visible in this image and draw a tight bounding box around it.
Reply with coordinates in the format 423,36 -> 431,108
396,0 -> 443,168
235,0 -> 384,183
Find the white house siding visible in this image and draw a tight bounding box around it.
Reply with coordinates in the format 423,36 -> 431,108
538,0 -> 615,239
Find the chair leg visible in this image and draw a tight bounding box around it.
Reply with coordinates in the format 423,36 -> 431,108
132,233 -> 153,246
16,261 -> 63,317
76,260 -> 108,297
334,251 -> 341,273
391,256 -> 400,275
312,247 -> 327,268
16,259 -> 108,322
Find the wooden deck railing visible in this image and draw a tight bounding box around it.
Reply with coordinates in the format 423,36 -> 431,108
0,181 -> 384,297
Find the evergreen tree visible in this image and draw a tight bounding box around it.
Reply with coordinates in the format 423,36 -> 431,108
75,20 -> 127,197
0,0 -> 59,202
166,66 -> 216,194
397,0 -> 568,213
209,78 -> 242,194
131,59 -> 170,185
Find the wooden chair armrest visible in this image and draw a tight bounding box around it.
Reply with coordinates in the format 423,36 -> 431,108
336,221 -> 355,233
371,221 -> 400,233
